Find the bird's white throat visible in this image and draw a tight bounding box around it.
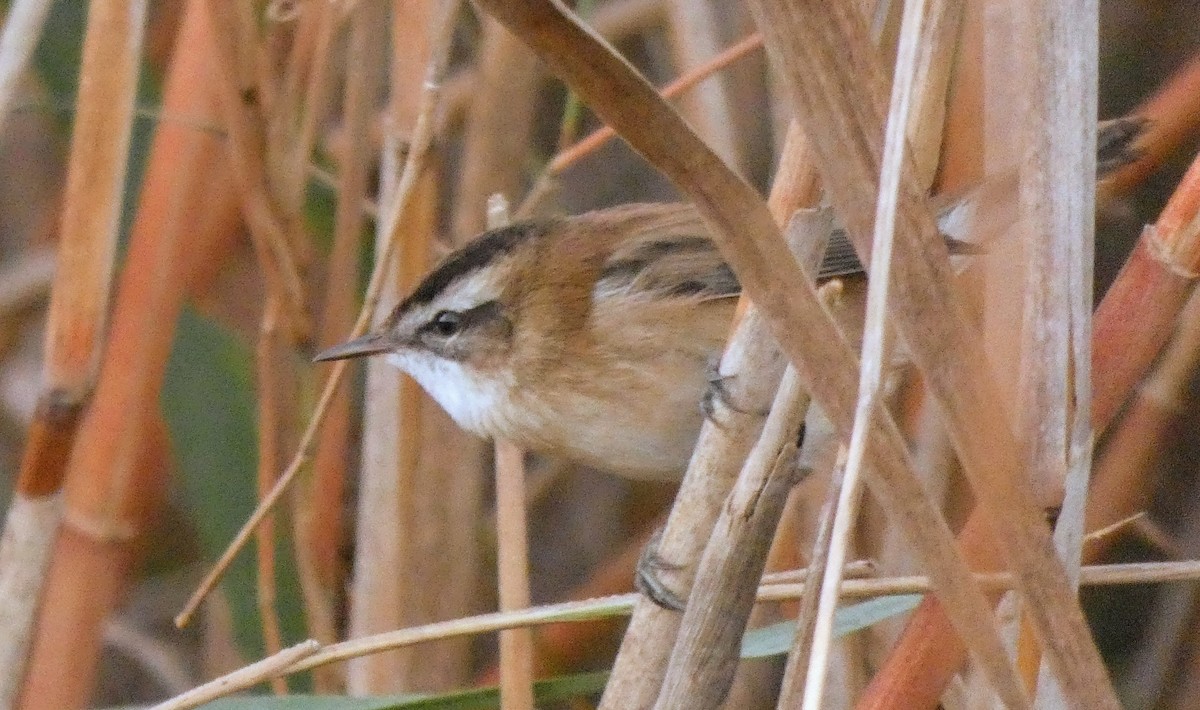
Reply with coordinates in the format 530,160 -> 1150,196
384,351 -> 511,436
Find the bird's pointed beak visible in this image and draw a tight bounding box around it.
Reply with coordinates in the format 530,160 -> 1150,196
313,333 -> 393,362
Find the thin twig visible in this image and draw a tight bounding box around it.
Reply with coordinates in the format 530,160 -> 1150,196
777,446 -> 847,706
147,640 -> 321,710
546,32 -> 762,177
253,298 -> 287,693
175,0 -> 464,629
154,559 -> 1200,710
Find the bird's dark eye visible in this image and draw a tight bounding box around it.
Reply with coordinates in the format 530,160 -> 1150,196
430,310 -> 463,336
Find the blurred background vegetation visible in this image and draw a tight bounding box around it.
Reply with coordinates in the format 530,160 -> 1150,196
1,0 -> 1200,708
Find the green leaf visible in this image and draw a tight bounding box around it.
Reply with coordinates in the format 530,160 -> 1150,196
162,307 -> 308,688
740,594 -> 924,659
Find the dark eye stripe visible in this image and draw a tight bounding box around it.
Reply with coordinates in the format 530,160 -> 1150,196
417,300 -> 508,337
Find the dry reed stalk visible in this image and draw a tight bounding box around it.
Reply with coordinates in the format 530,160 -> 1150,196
484,198 -> 535,710
857,0 -> 966,670
600,129 -> 822,709
0,0 -> 53,135
468,3 -> 1032,708
662,0 -> 739,168
1015,3 -> 1098,704
1083,290 -> 1200,562
302,1 -> 381,693
206,4 -> 337,686
864,121 -> 1200,710
345,21 -> 428,685
0,1 -> 146,706
202,2 -> 308,341
19,422 -> 170,710
494,440 -> 534,710
348,0 -> 483,692
452,16 -> 541,239
931,0 -> 983,194
796,1 -> 987,706
747,1 -> 1118,705
174,0 -> 461,633
653,366 -> 811,709
253,298 -> 288,694
20,1 -> 243,702
776,445 -> 847,707
270,2 -> 338,214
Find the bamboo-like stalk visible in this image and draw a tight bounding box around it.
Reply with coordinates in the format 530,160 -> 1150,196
344,0 -> 432,688
20,5 -> 243,706
0,1 -> 146,706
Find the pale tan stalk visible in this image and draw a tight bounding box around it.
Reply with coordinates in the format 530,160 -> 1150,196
1011,0 -> 1098,704
599,163 -> 824,709
663,0 -> 738,167
0,0 -> 53,135
494,441 -> 534,710
345,0 -> 433,691
0,1 -> 147,705
487,197 -> 535,710
176,0 -> 464,632
452,17 -> 541,239
653,366 -> 811,709
302,0 -> 383,692
349,0 -> 483,692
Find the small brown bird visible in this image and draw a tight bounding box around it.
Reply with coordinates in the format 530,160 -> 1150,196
315,117 -> 1146,480
315,203 -> 861,480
